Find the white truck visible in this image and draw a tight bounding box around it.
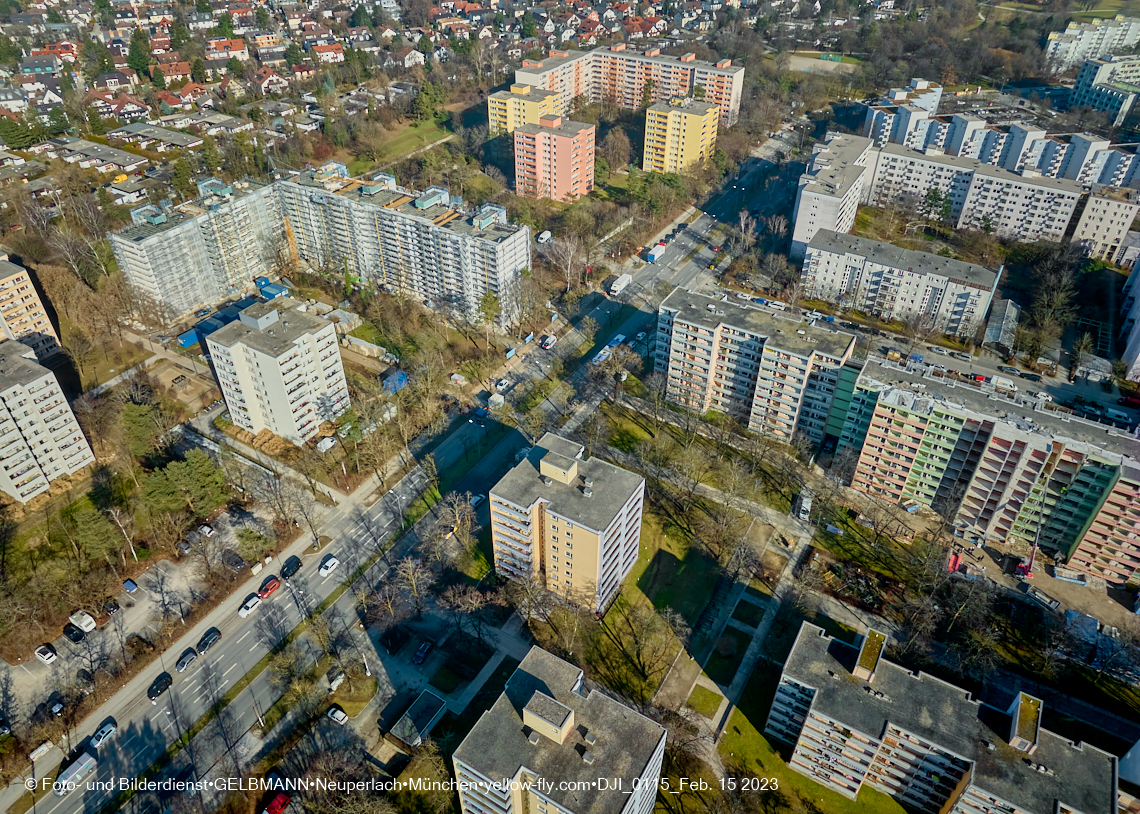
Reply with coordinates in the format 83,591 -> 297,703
991,375 -> 1018,392
55,750 -> 97,796
610,273 -> 632,296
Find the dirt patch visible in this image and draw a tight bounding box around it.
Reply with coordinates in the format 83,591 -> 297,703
149,358 -> 219,412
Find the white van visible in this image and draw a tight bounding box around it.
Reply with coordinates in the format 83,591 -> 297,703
1107,408 -> 1132,424
768,300 -> 788,311
537,230 -> 552,244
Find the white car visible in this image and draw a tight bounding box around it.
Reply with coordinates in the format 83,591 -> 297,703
929,363 -> 946,372
735,292 -> 750,300
327,706 -> 349,726
90,721 -> 117,749
198,524 -> 215,538
69,610 -> 97,633
35,644 -> 57,665
928,346 -> 949,355
238,595 -> 261,619
318,556 -> 340,577
495,378 -> 510,391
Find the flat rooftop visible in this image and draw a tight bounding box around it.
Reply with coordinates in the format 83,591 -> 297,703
0,340 -> 50,390
800,134 -> 873,199
206,302 -> 331,358
108,122 -> 204,147
807,230 -> 1000,289
111,179 -> 275,242
660,288 -> 857,361
515,118 -> 595,138
647,99 -> 719,116
491,433 -> 643,533
453,647 -> 665,814
880,142 -> 1083,193
858,358 -> 1140,459
783,623 -> 1117,814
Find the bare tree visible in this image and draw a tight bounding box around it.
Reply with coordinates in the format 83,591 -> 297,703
549,234 -> 583,293
395,557 -> 436,618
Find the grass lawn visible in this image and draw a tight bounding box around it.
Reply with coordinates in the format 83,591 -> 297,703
434,656 -> 521,761
746,578 -> 774,600
631,504 -> 723,627
346,118 -> 451,175
430,665 -> 464,694
332,675 -> 379,717
720,661 -> 906,814
687,685 -> 723,718
704,627 -> 753,685
731,600 -> 766,628
57,313 -> 151,394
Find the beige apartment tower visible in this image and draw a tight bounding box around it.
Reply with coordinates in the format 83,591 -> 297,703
453,646 -> 665,814
642,98 -> 719,175
489,433 -> 644,613
0,257 -> 59,360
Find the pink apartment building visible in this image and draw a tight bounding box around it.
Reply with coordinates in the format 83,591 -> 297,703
513,114 -> 595,201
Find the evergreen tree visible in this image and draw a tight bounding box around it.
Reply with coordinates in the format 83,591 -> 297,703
216,12 -> 234,37
521,10 -> 536,36
226,56 -> 243,76
170,157 -> 195,199
196,0 -> 211,12
256,6 -> 270,28
152,67 -> 165,88
191,57 -> 207,83
127,27 -> 150,74
200,135 -> 222,173
284,42 -> 303,66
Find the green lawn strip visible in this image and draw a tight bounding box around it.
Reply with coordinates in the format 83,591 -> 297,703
731,600 -> 766,628
631,505 -> 722,627
704,627 -> 753,685
687,684 -> 723,718
719,660 -> 906,814
430,665 -> 463,694
332,675 -> 379,717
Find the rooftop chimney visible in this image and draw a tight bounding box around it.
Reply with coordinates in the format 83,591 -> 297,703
853,629 -> 885,682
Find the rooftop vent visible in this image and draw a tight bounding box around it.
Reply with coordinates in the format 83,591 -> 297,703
541,475 -> 553,487
582,751 -> 595,765
585,731 -> 597,746
584,478 -> 594,488
583,487 -> 593,498
528,730 -> 541,745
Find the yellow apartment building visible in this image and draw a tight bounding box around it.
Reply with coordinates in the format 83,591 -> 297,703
487,83 -> 562,136
642,97 -> 719,175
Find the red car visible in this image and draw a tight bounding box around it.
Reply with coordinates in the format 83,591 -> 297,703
258,576 -> 281,599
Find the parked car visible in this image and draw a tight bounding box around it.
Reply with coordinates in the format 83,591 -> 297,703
63,623 -> 86,644
47,692 -> 65,717
412,641 -> 432,665
101,598 -> 120,616
928,346 -> 949,355
470,494 -> 485,508
1021,372 -> 1043,382
318,556 -> 340,577
198,524 -> 215,538
197,627 -> 222,655
0,715 -> 10,736
148,672 -> 173,704
997,365 -> 1019,375
69,611 -> 97,633
281,555 -> 302,580
35,644 -> 58,665
495,378 -> 510,391
238,594 -> 262,618
635,332 -> 647,342
175,648 -> 198,673
327,706 -> 349,726
258,576 -> 281,599
951,352 -> 972,362
90,721 -> 117,749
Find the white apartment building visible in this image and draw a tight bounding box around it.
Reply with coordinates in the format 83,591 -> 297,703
489,433 -> 644,613
0,256 -> 59,360
655,289 -> 856,442
1072,188 -> 1140,261
1072,54 -> 1140,126
453,646 -> 665,814
1119,265 -> 1140,380
1046,15 -> 1140,71
513,44 -> 745,127
109,179 -> 283,319
0,341 -> 94,503
275,169 -> 530,323
111,166 -> 532,324
790,135 -> 877,258
802,231 -> 1000,336
205,302 -> 349,445
768,622 -> 1118,814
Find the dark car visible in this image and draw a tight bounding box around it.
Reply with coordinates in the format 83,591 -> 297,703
281,555 -> 302,580
102,597 -> 120,616
0,714 -> 10,736
1020,372 -> 1043,382
412,641 -> 432,665
48,692 -> 65,717
63,623 -> 86,644
148,672 -> 173,704
196,627 -> 222,655
175,648 -> 198,673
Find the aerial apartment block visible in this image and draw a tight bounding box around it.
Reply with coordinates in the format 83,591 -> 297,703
513,115 -> 595,201
832,360 -> 1140,586
274,165 -> 530,323
488,433 -> 644,613
767,622 -> 1118,814
0,256 -> 59,360
110,178 -> 283,318
642,98 -> 719,175
487,83 -> 562,136
453,646 -> 665,814
205,302 -> 349,445
654,289 -> 856,443
1072,53 -> 1140,126
802,231 -> 1001,336
1046,15 -> 1140,71
513,44 -> 744,127
1119,266 -> 1140,380
111,164 -> 532,323
791,134 -> 1134,261
0,341 -> 95,503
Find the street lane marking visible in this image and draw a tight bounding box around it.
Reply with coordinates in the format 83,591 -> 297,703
236,630 -> 251,644
249,643 -> 259,652
223,663 -> 238,678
